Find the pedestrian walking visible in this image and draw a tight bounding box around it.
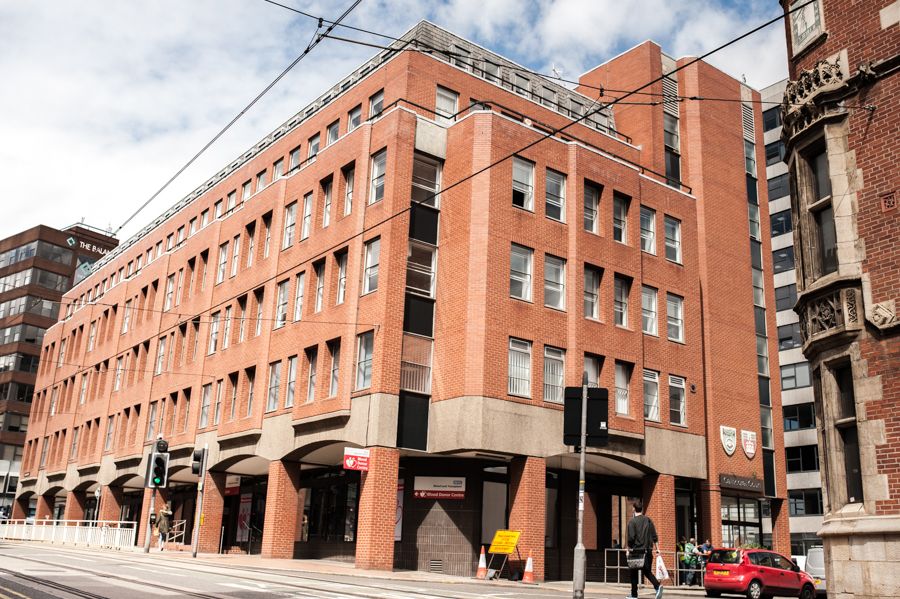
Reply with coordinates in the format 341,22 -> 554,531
626,499 -> 663,599
156,502 -> 173,551
683,537 -> 697,585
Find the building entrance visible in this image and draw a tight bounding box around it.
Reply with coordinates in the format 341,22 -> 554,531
221,476 -> 266,554
296,467 -> 360,561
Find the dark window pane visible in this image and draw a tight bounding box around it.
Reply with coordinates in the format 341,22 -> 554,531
814,205 -> 837,275
775,284 -> 797,312
409,203 -> 439,245
773,246 -> 795,273
765,141 -> 785,166
767,174 -> 789,200
778,323 -> 802,350
812,149 -> 832,200
751,240 -> 763,270
770,210 -> 792,236
763,107 -> 781,132
665,149 -> 681,186
403,295 -> 434,337
397,392 -> 429,450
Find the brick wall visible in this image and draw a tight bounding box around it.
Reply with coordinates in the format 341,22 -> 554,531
261,460 -> 300,558
196,471 -> 226,554
356,447 -> 399,570
509,456 -> 546,581
63,490 -> 86,520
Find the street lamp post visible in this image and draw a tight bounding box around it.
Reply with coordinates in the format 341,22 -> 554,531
572,373 -> 588,599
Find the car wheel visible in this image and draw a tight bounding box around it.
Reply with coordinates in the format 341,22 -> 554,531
746,579 -> 764,599
705,592 -> 721,598
799,584 -> 815,599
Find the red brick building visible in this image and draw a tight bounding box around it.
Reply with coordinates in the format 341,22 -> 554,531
15,22 -> 788,580
779,1 -> 900,596
0,224 -> 116,518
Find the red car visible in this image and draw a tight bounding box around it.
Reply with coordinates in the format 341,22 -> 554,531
704,548 -> 817,599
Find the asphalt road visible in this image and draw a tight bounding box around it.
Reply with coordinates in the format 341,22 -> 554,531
0,541 -> 706,599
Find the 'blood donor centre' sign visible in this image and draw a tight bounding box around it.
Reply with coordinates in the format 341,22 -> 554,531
343,447 -> 370,471
413,476 -> 466,499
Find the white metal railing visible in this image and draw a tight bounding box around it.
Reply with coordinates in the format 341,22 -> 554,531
0,519 -> 136,549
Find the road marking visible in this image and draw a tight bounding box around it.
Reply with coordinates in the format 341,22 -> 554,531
0,585 -> 31,599
120,564 -> 186,577
101,578 -> 180,596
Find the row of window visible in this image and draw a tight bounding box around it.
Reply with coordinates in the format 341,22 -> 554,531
0,324 -> 45,346
0,268 -> 70,294
510,158 -> 684,263
0,240 -> 73,270
506,338 -> 688,425
0,413 -> 29,434
0,295 -> 59,320
0,352 -> 40,374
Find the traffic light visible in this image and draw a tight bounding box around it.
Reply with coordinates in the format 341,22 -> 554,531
191,447 -> 207,477
147,450 -> 170,489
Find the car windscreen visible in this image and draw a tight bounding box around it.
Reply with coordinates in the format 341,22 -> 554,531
708,549 -> 741,564
806,548 -> 824,569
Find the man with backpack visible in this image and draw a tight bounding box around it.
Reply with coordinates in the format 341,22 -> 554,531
626,499 -> 663,599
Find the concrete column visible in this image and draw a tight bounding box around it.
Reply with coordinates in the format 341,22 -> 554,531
35,494 -> 53,520
98,486 -> 124,522
769,497 -> 791,556
196,471 -> 227,554
643,473 -> 676,582
63,490 -> 86,520
508,456 -> 546,582
261,460 -> 301,559
11,495 -> 29,519
356,447 -> 399,570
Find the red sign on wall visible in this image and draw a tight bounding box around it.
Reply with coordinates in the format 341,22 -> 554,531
343,447 -> 370,471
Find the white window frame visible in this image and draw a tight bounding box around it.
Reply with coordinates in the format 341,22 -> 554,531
643,369 -> 660,422
355,331 -> 374,390
326,120 -> 339,146
669,375 -> 686,426
208,312 -> 220,354
664,216 -> 682,263
266,361 -> 281,412
510,244 -> 533,301
613,195 -> 629,243
435,86 -> 459,126
274,280 -> 289,328
282,202 -> 297,249
584,265 -> 600,320
329,341 -> 340,397
322,180 -> 332,228
314,262 -> 325,313
512,157 -> 534,211
584,184 -> 599,234
640,206 -> 656,254
544,255 -> 566,310
543,346 -> 565,403
363,238 -> 380,294
369,149 -> 386,205
336,253 -> 347,304
301,193 -> 312,240
348,105 -> 361,131
667,293 -> 685,342
641,285 -> 658,336
306,349 -> 318,403
293,272 -> 305,321
545,169 -> 566,222
344,168 -> 354,215
614,276 -> 630,328
507,338 -> 532,398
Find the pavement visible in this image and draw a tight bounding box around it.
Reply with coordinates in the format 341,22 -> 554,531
0,540 -> 711,598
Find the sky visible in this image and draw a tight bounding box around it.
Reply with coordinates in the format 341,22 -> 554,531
0,0 -> 789,245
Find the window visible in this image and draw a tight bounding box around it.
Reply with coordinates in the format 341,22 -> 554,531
514,73 -> 530,96
306,348 -> 318,402
615,362 -> 632,414
301,193 -> 312,240
285,356 -> 297,408
541,85 -> 556,108
274,280 -> 289,328
584,265 -> 600,320
328,340 -> 340,397
643,369 -> 660,421
508,338 -> 531,397
208,312 -> 220,354
293,272 -> 305,321
775,283 -> 797,311
778,322 -> 802,350
343,167 -> 354,215
369,150 -> 386,204
214,380 -> 223,425
222,306 -> 232,349
483,61 -> 500,82
246,369 -> 255,416
199,384 -> 211,428
664,113 -> 681,185
266,361 -> 281,412
640,206 -> 656,253
510,244 -> 533,301
406,241 -> 436,297
322,180 -> 332,228
263,213 -> 272,258
756,334 -> 769,376
614,276 -> 630,327
788,489 -> 823,516
744,140 -> 756,174
813,203 -> 837,276
669,375 -> 686,425
336,252 -> 348,304
87,321 -> 97,352
216,242 -> 228,284
435,86 -> 458,125
584,183 -> 600,233
512,157 -> 534,210
282,202 -> 297,249
363,238 -> 380,294
214,200 -> 223,219
641,286 -> 657,335
786,445 -> 819,473
545,169 -> 566,222
773,246 -> 795,273
770,209 -> 792,236
583,354 -> 601,388
369,90 -> 384,117
768,173 -> 789,199
155,336 -> 166,375
749,203 -> 761,240
348,105 -> 361,131
543,347 -> 565,403
237,297 -> 247,342
763,106 -> 781,131
104,416 -> 115,450
833,363 -> 864,503
164,274 -> 175,311
667,293 -> 684,342
765,141 -> 785,166
753,268 -> 766,307
114,357 -> 123,391
254,289 -> 264,337
273,158 -> 284,180
200,210 -> 209,228
243,179 -> 253,201
544,255 -> 566,310
326,120 -> 339,146
613,194 -> 629,243
289,146 -> 301,171
122,300 -> 132,334
664,216 -> 682,263
355,331 -> 374,389
230,235 -> 241,277
307,133 -> 320,160
411,153 -> 441,208
781,362 -> 811,390
451,45 -> 471,70
314,262 -> 325,312
783,403 -> 816,431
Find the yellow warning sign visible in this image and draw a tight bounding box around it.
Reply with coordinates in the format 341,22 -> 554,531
488,530 -> 521,555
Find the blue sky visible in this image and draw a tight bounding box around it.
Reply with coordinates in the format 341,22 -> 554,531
0,0 -> 789,243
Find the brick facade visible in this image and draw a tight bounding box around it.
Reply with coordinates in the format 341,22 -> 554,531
261,460 -> 301,558
355,447 -> 399,570
509,456 -> 546,582
196,471 -> 226,554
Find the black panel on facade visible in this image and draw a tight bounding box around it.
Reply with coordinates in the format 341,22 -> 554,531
403,295 -> 434,337
397,392 -> 429,450
746,175 -> 758,205
763,449 -> 776,497
409,204 -> 439,245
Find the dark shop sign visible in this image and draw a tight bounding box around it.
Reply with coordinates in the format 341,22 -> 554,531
719,473 -> 764,494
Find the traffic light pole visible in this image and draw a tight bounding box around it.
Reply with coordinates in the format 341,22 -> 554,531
572,374 -> 588,599
143,486 -> 156,554
191,443 -> 208,558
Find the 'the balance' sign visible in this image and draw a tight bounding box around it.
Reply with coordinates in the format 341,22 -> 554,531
343,447 -> 370,471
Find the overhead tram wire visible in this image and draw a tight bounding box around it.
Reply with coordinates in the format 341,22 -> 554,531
112,0 -> 364,237
54,0 -> 821,351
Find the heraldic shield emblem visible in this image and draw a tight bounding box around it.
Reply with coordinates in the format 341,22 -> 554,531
720,426 -> 737,456
741,430 -> 758,459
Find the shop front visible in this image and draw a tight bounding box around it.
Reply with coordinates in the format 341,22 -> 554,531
220,475 -> 267,554
295,467 -> 360,561
719,474 -> 764,547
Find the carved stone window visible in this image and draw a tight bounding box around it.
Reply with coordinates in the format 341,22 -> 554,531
791,139 -> 838,283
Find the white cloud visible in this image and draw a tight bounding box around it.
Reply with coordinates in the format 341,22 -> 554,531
0,0 -> 789,244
